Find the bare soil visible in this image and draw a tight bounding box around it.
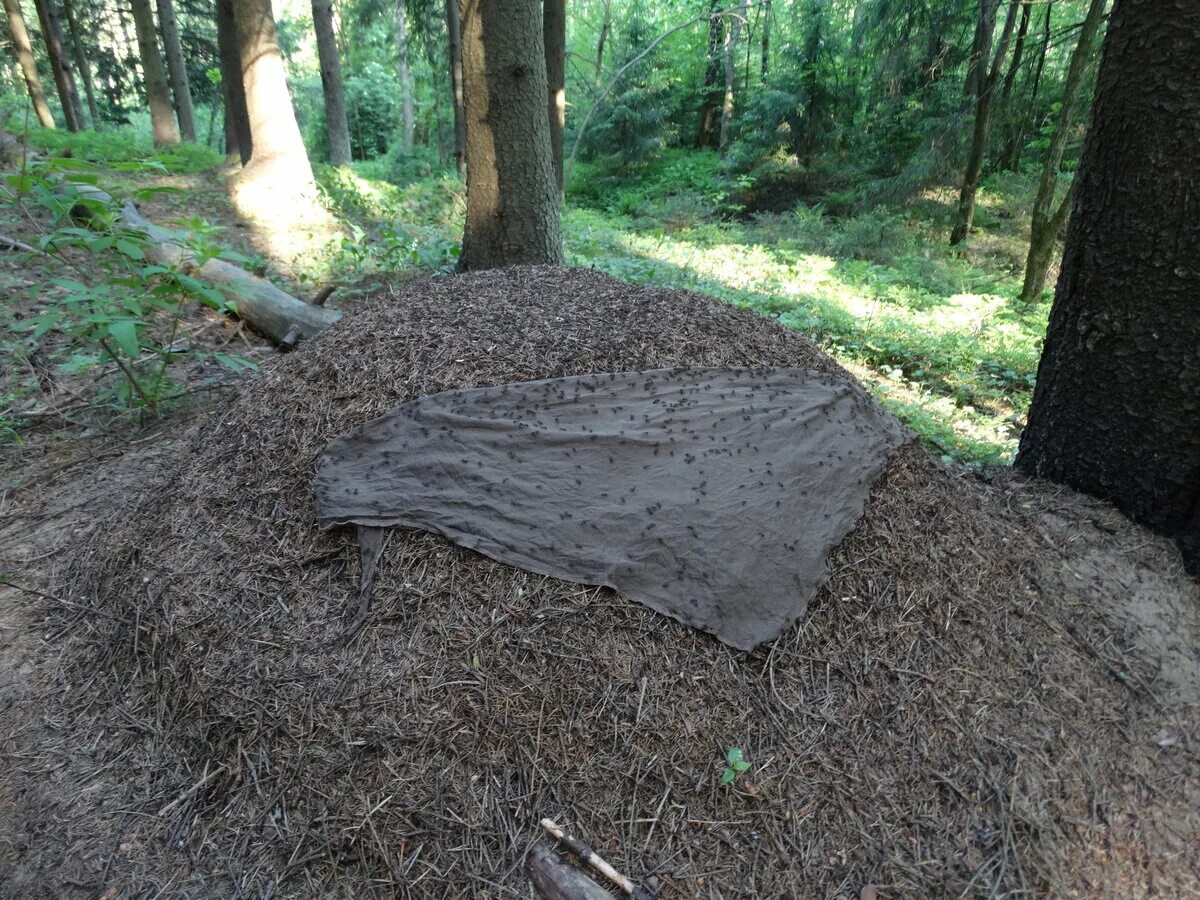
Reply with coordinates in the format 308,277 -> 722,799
1,268 -> 1197,898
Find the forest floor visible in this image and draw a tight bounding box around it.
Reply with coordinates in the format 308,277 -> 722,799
1,129 -> 1197,895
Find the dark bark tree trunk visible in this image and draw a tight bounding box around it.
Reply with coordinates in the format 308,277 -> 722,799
457,0 -> 563,269
32,0 -> 83,131
543,0 -> 565,197
128,0 -> 179,146
695,2 -> 723,149
1019,0 -> 1106,301
155,0 -> 196,141
231,0 -> 323,233
311,0 -> 351,165
1016,0 -> 1200,572
395,0 -> 414,149
60,0 -> 98,126
949,0 -> 1019,245
760,0 -> 770,81
445,0 -> 465,178
216,0 -> 250,164
3,0 -> 55,127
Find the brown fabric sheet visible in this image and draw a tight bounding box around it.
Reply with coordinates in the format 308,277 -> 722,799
315,368 -> 907,650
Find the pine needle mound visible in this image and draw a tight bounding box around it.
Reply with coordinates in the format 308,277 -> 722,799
57,267 -> 1198,896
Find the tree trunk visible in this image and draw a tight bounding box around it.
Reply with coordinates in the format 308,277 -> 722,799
1019,0 -> 1106,301
594,0 -> 610,86
543,0 -> 565,197
760,0 -> 770,81
60,0 -> 98,126
1016,0 -> 1200,572
695,2 -> 723,149
1003,0 -> 1052,171
3,0 -> 55,127
990,0 -> 1030,172
457,0 -> 563,270
718,0 -> 746,151
216,0 -> 250,164
231,0 -> 324,243
949,0 -> 1019,245
155,0 -> 196,141
32,0 -> 83,131
395,0 -> 414,150
128,0 -> 179,146
445,0 -> 465,178
311,0 -> 351,165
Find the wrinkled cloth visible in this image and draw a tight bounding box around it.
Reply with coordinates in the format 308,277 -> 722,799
315,368 -> 907,650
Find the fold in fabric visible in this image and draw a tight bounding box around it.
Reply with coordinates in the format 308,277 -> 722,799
315,368 -> 907,650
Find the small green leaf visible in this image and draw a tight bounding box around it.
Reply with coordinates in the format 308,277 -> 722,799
107,320 -> 141,358
720,769 -> 735,785
116,238 -> 144,260
726,747 -> 744,766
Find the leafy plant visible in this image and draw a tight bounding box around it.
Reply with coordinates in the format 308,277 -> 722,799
2,154 -> 254,423
720,747 -> 751,785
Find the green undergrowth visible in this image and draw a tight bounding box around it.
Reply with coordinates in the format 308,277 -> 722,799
13,121 -> 223,175
323,150 -> 1049,464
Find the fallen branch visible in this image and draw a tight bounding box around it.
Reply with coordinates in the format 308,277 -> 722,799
69,183 -> 341,347
0,232 -> 37,253
540,818 -> 642,897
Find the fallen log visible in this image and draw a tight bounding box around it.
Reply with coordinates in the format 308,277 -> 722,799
69,183 -> 341,346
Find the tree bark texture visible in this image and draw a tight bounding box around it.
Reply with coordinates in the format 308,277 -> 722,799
155,0 -> 196,141
949,0 -> 1018,245
1016,0 -> 1200,572
216,0 -> 250,164
445,0 -> 465,177
395,0 -> 414,149
60,0 -> 98,125
695,2 -> 723,149
3,0 -> 55,127
543,0 -> 565,197
1019,0 -> 1106,301
32,0 -> 83,130
232,0 -> 320,221
312,0 -> 351,165
457,0 -> 563,270
128,0 -> 179,146
760,0 -> 770,80
719,1 -> 746,151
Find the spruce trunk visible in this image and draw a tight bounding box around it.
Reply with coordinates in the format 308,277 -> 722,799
311,0 -> 351,166
216,0 -> 250,164
156,0 -> 196,141
32,0 -> 83,131
3,0 -> 55,127
457,0 -> 563,269
543,0 -> 565,197
1016,0 -> 1200,572
128,0 -> 179,146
